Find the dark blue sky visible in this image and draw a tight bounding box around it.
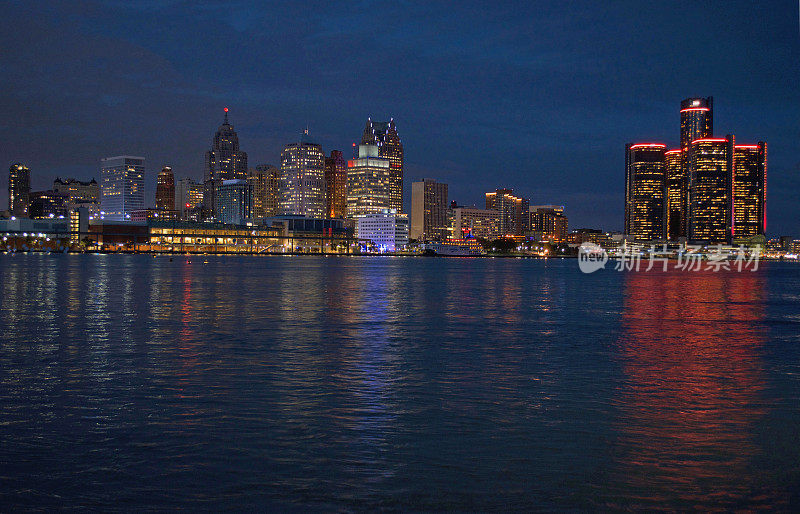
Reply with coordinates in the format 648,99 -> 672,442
2,0 -> 798,234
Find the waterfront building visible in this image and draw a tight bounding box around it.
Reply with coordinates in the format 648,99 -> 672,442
485,189 -> 529,236
130,208 -> 180,222
156,166 -> 175,211
624,143 -> 666,242
28,190 -> 69,219
452,207 -> 501,240
100,155 -> 145,221
8,163 -> 31,217
249,164 -> 281,220
175,178 -> 204,220
204,108 -> 248,218
355,209 -> 409,251
324,151 -> 347,219
687,136 -> 734,244
732,142 -> 767,239
279,130 -> 326,218
217,179 -> 252,225
529,205 -> 568,242
664,149 -> 685,240
362,118 -> 403,212
410,178 -> 449,241
347,135 -> 391,220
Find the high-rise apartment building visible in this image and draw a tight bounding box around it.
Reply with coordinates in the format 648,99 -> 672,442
485,188 -> 529,236
204,109 -> 248,218
664,149 -> 684,240
624,144 -> 666,242
362,118 -> 403,212
8,163 -> 31,217
324,151 -> 347,219
410,178 -> 449,241
452,207 -> 501,240
216,179 -> 252,225
347,139 -> 391,220
687,136 -> 734,244
156,166 -> 175,211
530,205 -> 568,242
100,155 -> 145,221
732,142 -> 767,239
279,131 -> 325,218
249,164 -> 281,220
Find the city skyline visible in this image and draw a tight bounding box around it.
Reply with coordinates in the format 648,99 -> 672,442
1,1 -> 798,235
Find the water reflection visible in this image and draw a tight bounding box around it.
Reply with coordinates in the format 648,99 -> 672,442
607,269 -> 780,509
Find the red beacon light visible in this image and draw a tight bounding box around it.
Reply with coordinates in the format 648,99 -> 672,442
224,107 -> 229,112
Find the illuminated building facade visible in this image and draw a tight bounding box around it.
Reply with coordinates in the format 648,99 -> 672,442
346,138 -> 391,220
29,190 -> 69,219
156,166 -> 175,211
530,205 -> 568,242
485,188 -> 529,236
362,118 -> 403,213
53,177 -> 99,205
204,109 -> 248,218
8,163 -> 31,217
687,137 -> 734,244
664,149 -> 685,240
624,144 -> 666,241
249,164 -> 280,220
452,207 -> 501,240
100,155 -> 145,221
732,142 -> 767,239
680,97 -> 713,150
175,178 -> 203,220
279,131 -> 325,218
410,178 -> 449,241
324,150 -> 347,219
355,209 -> 409,251
217,179 -> 252,225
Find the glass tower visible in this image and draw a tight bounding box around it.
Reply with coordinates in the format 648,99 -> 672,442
100,156 -> 145,221
624,144 -> 666,242
732,142 -> 767,239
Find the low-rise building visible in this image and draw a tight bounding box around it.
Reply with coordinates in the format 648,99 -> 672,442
356,209 -> 409,251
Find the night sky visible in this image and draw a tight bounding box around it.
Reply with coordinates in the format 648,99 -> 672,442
2,1 -> 798,234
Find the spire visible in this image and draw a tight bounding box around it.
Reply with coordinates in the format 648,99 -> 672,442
223,107 -> 229,124
361,118 -> 376,145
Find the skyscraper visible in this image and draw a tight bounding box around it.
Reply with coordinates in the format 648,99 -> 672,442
410,178 -> 449,241
100,155 -> 145,221
175,178 -> 203,220
485,188 -> 529,236
362,118 -> 403,213
680,97 -> 713,150
324,151 -> 347,219
624,144 -> 666,242
530,205 -> 568,242
156,166 -> 175,211
217,179 -> 252,225
732,142 -> 767,239
279,130 -> 325,218
249,164 -> 281,220
664,149 -> 684,240
687,136 -> 734,244
53,177 -> 100,205
8,163 -> 31,217
347,136 -> 391,220
204,108 -> 248,218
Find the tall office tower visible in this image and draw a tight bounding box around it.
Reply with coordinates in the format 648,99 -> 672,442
249,164 -> 281,220
175,178 -> 203,219
732,142 -> 767,239
216,179 -> 252,225
624,144 -> 666,242
8,163 -> 31,217
204,108 -> 248,218
664,149 -> 685,240
324,151 -> 347,219
485,188 -> 530,236
156,166 -> 175,211
530,205 -> 568,242
279,130 -> 325,217
362,118 -> 403,212
687,136 -> 734,244
100,155 -> 145,221
53,177 -> 100,205
346,139 -> 391,219
410,178 -> 449,241
680,97 -> 713,150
